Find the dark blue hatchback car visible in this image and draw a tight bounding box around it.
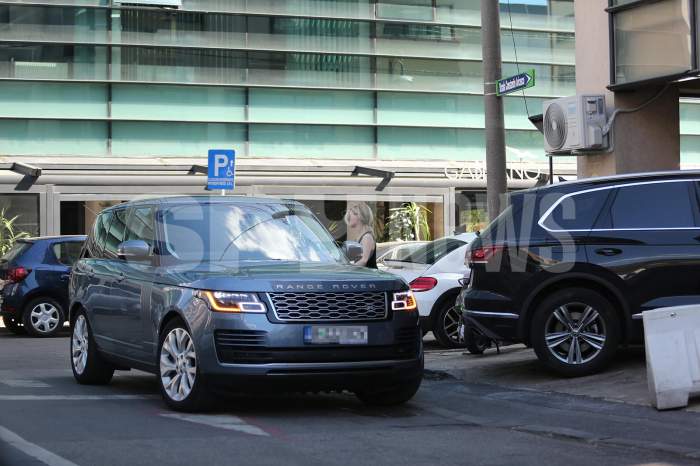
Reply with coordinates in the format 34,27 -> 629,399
1,236 -> 86,337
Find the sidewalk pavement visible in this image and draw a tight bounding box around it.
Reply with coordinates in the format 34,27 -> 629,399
424,340 -> 700,413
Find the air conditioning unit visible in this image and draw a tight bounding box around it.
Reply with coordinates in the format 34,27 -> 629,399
543,95 -> 608,154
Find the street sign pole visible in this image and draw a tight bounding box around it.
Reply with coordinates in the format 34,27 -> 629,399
481,0 -> 507,221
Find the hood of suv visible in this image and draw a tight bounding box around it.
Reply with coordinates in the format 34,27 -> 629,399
153,262 -> 407,292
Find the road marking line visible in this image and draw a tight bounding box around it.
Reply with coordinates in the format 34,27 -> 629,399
161,413 -> 270,436
0,424 -> 79,466
0,395 -> 158,401
1,379 -> 51,388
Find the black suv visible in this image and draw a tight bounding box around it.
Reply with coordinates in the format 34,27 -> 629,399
461,170 -> 700,376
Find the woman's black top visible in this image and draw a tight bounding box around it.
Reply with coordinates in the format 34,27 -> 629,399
358,231 -> 377,269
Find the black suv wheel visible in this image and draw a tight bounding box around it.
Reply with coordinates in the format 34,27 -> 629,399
531,288 -> 620,377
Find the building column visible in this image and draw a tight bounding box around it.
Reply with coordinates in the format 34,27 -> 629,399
575,0 -> 680,178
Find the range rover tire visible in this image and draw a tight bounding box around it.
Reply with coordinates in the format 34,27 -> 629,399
433,301 -> 466,348
531,288 -> 620,377
71,310 -> 114,385
355,376 -> 422,406
23,297 -> 64,337
157,319 -> 212,412
2,315 -> 25,335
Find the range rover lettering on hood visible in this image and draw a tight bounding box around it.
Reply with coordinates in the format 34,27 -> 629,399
271,282 -> 379,292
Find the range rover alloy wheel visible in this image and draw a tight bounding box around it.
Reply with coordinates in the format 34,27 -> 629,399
531,288 -> 620,377
24,298 -> 64,337
71,310 -> 114,385
158,320 -> 211,412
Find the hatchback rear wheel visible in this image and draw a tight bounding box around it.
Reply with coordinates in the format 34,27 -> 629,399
23,297 -> 64,337
531,288 -> 619,377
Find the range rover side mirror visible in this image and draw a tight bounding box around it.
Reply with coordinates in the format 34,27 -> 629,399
342,241 -> 364,263
117,240 -> 151,261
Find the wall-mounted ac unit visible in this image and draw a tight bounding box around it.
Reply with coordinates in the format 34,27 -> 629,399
543,95 -> 608,154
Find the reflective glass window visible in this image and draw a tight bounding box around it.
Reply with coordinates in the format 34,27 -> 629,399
249,124 -> 374,158
542,190 -> 611,231
610,182 -> 695,229
377,0 -> 434,21
0,194 -> 40,238
112,122 -> 246,157
613,0 -> 692,84
116,46 -> 246,85
0,82 -> 107,119
250,88 -> 373,124
0,43 -> 108,80
0,5 -> 108,43
104,208 -> 128,258
53,241 -> 84,266
111,85 -> 245,122
126,207 -> 155,248
0,120 -> 107,156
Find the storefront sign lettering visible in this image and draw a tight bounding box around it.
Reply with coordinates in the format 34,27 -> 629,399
444,161 -> 542,181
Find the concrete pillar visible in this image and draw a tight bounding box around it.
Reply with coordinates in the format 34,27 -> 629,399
575,0 -> 680,178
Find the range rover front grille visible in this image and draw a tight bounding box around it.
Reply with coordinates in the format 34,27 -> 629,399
267,292 -> 388,322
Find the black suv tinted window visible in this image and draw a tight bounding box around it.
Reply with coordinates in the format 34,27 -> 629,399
104,209 -> 128,258
609,182 -> 696,229
542,189 -> 611,231
53,241 -> 83,266
126,207 -> 155,247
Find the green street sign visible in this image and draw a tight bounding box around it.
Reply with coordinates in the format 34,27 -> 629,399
497,69 -> 536,96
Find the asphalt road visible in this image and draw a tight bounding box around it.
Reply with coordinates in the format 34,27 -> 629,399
1,328 -> 699,466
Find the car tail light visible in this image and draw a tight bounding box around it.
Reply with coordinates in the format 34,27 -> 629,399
6,267 -> 29,283
409,277 -> 438,292
466,245 -> 504,265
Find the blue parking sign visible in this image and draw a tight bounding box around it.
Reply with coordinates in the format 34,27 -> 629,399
207,149 -> 236,190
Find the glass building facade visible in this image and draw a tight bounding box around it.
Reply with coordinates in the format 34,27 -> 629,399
1,0 -> 698,239
0,0 -> 577,161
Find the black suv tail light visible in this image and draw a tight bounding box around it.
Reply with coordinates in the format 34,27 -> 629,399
7,267 -> 29,283
467,245 -> 504,265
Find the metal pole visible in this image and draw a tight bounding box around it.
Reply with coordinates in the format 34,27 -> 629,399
481,0 -> 507,221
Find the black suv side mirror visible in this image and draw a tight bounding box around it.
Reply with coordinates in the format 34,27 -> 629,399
117,240 -> 151,261
342,241 -> 364,263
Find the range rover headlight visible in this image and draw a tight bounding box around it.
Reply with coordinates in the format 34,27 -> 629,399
198,291 -> 266,313
392,290 -> 417,311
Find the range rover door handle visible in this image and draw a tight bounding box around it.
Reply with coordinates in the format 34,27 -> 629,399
595,248 -> 622,257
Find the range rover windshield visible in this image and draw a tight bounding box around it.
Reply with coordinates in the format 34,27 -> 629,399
160,203 -> 345,264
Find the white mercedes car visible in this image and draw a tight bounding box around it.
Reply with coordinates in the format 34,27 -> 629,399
378,233 -> 477,348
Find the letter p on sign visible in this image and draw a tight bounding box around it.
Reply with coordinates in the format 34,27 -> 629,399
207,149 -> 236,191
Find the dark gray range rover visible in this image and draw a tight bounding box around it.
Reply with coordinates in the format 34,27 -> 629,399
69,197 -> 423,411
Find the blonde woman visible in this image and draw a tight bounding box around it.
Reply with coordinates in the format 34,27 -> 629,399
344,202 -> 377,268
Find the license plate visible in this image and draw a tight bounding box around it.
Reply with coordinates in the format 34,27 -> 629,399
303,326 -> 368,345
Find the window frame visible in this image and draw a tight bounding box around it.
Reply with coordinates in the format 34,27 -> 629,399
607,0 -> 698,90
52,240 -> 84,266
538,179 -> 700,232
